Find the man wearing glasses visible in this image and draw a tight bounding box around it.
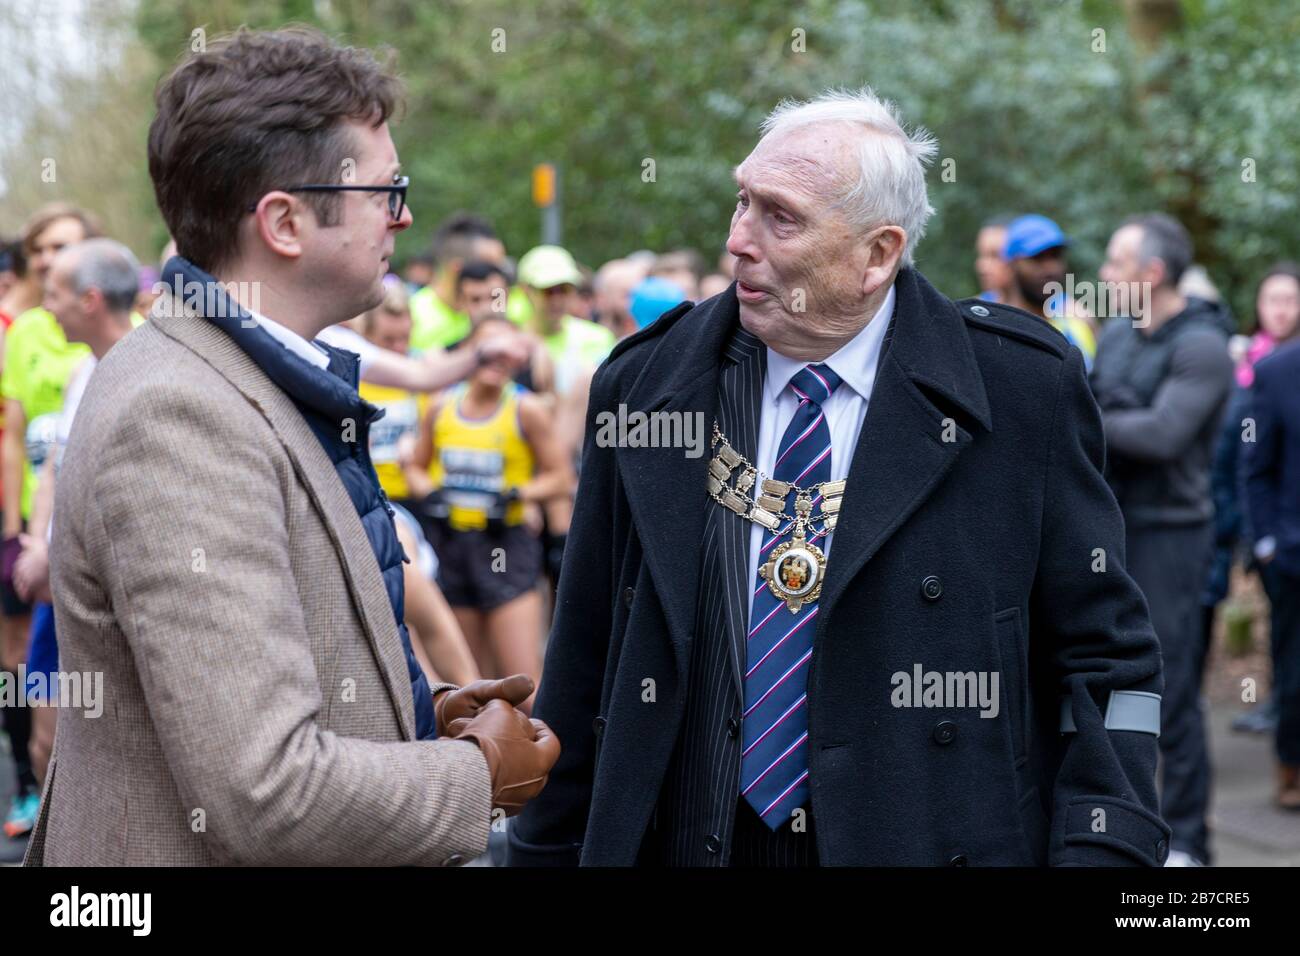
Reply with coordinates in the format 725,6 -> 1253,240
26,26 -> 559,867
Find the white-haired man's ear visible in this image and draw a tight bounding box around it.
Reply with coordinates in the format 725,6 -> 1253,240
862,225 -> 907,297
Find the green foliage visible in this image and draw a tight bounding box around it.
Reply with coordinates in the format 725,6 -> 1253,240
17,0 -> 1297,327
0,0 -> 164,262
1150,0 -> 1300,322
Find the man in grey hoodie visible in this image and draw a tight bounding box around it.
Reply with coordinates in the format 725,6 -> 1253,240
1091,213 -> 1234,866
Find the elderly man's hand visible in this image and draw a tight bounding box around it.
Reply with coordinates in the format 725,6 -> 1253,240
434,674 -> 535,738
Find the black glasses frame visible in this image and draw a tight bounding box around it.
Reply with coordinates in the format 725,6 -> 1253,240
247,175 -> 409,221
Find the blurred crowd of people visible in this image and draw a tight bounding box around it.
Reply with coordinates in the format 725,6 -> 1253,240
0,199 -> 1297,865
974,211 -> 1300,864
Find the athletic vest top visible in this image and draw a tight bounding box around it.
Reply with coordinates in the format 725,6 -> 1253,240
428,382 -> 534,531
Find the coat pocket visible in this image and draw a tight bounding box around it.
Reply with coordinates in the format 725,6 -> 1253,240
993,607 -> 1028,768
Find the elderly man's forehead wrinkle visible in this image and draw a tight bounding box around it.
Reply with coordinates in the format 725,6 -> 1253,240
749,149 -> 834,189
780,154 -> 833,181
768,121 -> 857,163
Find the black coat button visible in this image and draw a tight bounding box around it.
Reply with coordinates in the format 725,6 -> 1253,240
593,716 -> 606,735
1156,838 -> 1168,862
921,575 -> 943,601
949,853 -> 968,866
933,720 -> 957,745
726,717 -> 740,739
623,587 -> 635,607
705,834 -> 722,854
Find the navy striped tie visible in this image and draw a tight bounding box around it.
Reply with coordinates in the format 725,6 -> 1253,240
741,362 -> 841,830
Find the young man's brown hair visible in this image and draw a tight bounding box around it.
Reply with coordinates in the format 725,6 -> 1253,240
147,25 -> 403,274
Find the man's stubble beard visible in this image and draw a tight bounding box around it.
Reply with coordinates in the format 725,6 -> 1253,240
1016,271 -> 1053,308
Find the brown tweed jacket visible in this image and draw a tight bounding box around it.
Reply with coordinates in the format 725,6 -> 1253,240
24,289 -> 492,866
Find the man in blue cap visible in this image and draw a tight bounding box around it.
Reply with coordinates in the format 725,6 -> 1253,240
1003,214 -> 1097,368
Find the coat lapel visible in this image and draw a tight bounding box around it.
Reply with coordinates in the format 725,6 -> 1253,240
816,269 -> 993,617
148,289 -> 417,740
714,329 -> 766,695
615,290 -> 738,677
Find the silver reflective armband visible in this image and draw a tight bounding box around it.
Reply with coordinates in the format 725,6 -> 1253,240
1060,690 -> 1161,736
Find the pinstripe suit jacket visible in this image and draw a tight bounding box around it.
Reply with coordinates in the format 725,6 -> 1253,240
24,289 -> 492,866
651,327 -> 775,864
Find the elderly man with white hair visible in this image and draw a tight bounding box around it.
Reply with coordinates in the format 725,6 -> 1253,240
509,89 -> 1169,867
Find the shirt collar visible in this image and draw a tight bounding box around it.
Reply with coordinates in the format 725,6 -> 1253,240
246,309 -> 331,370
764,282 -> 896,405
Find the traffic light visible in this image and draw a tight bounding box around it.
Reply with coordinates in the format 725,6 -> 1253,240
532,163 -> 556,207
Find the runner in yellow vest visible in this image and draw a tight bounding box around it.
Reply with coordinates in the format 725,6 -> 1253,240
410,316 -> 573,712
353,285 -> 481,689
426,381 -> 535,532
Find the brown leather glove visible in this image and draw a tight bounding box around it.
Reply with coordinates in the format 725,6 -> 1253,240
434,674 -> 535,737
451,699 -> 561,815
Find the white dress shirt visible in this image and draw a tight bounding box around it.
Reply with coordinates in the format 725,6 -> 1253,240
248,309 -> 331,370
317,322 -> 383,377
746,284 -> 895,626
